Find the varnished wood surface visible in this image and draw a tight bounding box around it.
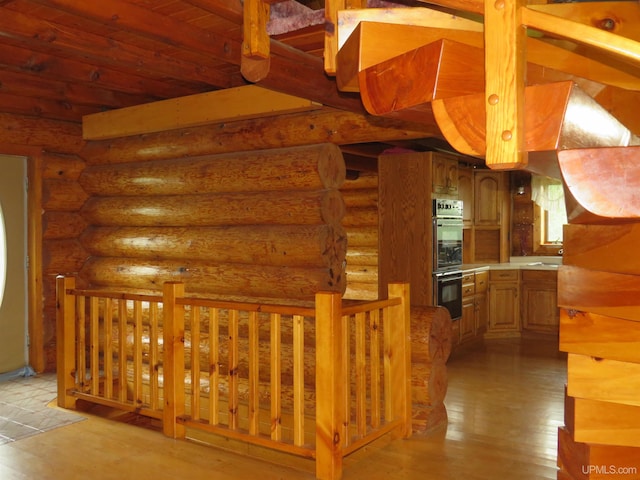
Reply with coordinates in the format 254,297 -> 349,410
0,337 -> 566,480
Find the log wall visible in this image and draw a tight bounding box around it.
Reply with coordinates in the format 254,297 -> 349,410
0,112 -> 85,372
76,143 -> 348,301
341,170 -> 379,300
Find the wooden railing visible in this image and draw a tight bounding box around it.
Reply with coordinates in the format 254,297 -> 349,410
56,276 -> 411,480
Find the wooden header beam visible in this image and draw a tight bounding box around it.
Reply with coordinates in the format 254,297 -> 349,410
82,85 -> 321,140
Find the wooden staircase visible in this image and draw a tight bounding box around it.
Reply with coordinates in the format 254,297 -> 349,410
326,2 -> 640,478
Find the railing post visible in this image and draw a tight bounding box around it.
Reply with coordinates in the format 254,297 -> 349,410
388,282 -> 412,437
56,275 -> 77,409
315,291 -> 345,480
163,282 -> 185,439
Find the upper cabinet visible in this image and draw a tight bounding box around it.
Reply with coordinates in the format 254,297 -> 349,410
432,152 -> 459,197
474,172 -> 503,225
458,168 -> 510,264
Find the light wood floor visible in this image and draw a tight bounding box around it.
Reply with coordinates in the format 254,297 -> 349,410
0,336 -> 566,480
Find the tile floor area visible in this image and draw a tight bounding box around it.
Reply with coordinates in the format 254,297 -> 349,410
0,373 -> 84,444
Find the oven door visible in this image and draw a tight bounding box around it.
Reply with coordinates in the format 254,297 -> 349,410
434,270 -> 463,320
433,218 -> 463,271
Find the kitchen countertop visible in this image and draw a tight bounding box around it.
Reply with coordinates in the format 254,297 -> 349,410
462,256 -> 562,272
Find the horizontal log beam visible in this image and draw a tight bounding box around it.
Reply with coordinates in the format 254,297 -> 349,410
558,265 -> 640,322
560,309 -> 640,364
80,190 -> 345,227
80,257 -> 345,300
80,108 -> 438,166
80,225 -> 347,269
80,143 -> 345,195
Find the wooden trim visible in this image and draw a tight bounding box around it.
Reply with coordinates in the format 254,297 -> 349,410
27,154 -> 44,373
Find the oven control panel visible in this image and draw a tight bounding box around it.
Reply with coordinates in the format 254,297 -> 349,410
433,198 -> 463,218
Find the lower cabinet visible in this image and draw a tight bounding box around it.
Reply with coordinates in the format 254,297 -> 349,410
457,269 -> 488,347
521,270 -> 559,333
487,269 -> 520,337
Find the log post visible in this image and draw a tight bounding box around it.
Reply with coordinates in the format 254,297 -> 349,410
162,282 -> 186,439
315,290 -> 345,480
56,275 -> 77,409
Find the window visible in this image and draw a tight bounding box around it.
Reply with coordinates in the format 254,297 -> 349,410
531,175 -> 567,252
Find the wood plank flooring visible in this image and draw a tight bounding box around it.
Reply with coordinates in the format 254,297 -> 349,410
0,336 -> 566,480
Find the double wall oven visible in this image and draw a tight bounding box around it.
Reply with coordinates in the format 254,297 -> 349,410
432,199 -> 463,320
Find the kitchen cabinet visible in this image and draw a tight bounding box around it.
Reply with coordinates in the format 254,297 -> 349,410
456,269 -> 488,348
432,152 -> 459,197
474,172 -> 503,225
458,168 -> 510,264
521,270 -> 559,333
487,269 -> 520,337
474,270 -> 488,334
460,272 -> 476,342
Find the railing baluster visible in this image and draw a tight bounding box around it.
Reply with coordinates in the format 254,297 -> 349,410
191,307 -> 201,421
228,309 -> 239,430
149,302 -> 159,411
90,297 -> 100,395
293,314 -> 305,446
103,297 -> 113,400
76,295 -> 86,391
369,309 -> 381,429
355,311 -> 367,437
342,313 -> 351,446
270,312 -> 282,441
118,299 -> 127,403
209,307 -> 220,425
248,311 -> 259,435
133,300 -> 143,407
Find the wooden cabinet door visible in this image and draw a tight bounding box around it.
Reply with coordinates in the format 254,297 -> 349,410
475,292 -> 487,334
460,297 -> 476,341
432,153 -> 458,197
521,270 -> 558,333
474,172 -> 502,225
488,283 -> 520,333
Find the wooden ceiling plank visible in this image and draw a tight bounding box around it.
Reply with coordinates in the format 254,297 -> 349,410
0,42 -> 200,99
180,0 -> 243,24
0,92 -> 98,122
27,0 -> 242,64
0,67 -> 160,109
0,6 -> 234,88
82,85 -> 323,140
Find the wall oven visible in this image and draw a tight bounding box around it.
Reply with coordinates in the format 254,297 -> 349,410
432,199 -> 463,320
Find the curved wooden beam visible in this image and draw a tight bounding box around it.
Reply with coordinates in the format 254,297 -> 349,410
432,81 -> 574,157
358,39 -> 485,120
559,146 -> 640,223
